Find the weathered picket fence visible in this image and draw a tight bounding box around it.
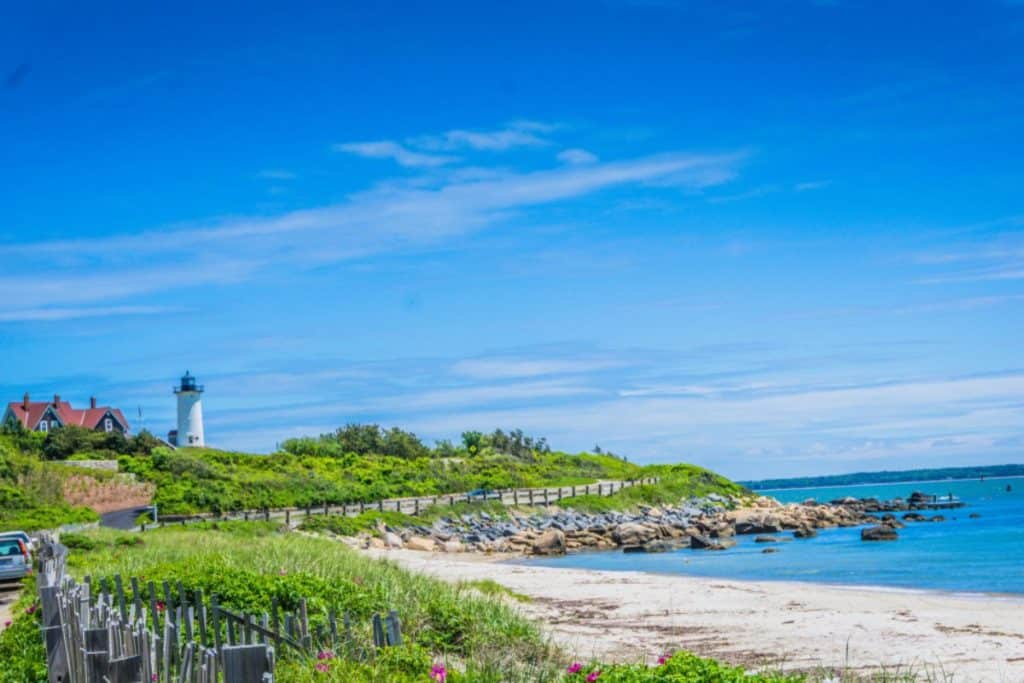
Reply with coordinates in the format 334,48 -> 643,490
35,541 -> 402,683
152,477 -> 661,530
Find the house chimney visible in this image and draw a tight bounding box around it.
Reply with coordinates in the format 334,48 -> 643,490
53,394 -> 61,406
23,393 -> 29,410
90,397 -> 97,409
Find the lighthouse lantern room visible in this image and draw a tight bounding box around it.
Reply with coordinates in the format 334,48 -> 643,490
172,371 -> 205,447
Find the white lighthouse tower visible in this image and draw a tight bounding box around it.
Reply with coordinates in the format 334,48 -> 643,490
173,371 -> 205,447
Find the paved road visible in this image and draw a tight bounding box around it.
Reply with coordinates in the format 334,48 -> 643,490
101,506 -> 155,530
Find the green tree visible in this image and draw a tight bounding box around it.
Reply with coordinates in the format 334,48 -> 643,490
41,425 -> 94,460
461,431 -> 484,456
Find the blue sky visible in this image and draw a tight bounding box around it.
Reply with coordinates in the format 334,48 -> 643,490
2,1 -> 1023,478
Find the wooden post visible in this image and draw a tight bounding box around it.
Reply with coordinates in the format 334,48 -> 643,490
84,627 -> 110,683
528,489 -> 534,505
360,502 -> 366,514
372,614 -> 386,649
114,574 -> 128,621
39,585 -> 68,683
107,655 -> 143,683
264,508 -> 270,522
385,610 -> 402,646
414,499 -> 420,515
285,509 -> 290,526
514,489 -> 519,505
378,500 -> 384,512
324,501 -> 329,515
196,588 -> 208,646
222,644 -> 273,683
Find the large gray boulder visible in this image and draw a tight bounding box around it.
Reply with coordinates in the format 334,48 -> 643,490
532,528 -> 566,556
612,523 -> 657,547
405,536 -> 437,552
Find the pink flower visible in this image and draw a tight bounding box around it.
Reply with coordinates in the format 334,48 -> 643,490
566,662 -> 583,674
431,663 -> 447,682
315,662 -> 330,673
317,650 -> 335,660
25,604 -> 38,615
151,676 -> 158,682
586,671 -> 601,682
657,653 -> 670,665
155,601 -> 166,612
3,620 -> 10,628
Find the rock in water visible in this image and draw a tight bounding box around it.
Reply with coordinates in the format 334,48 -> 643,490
641,540 -> 682,553
754,535 -> 780,543
793,526 -> 817,539
532,528 -> 566,556
762,547 -> 779,554
690,535 -> 735,551
861,526 -> 898,541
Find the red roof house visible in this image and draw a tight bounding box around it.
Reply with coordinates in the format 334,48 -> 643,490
2,394 -> 130,435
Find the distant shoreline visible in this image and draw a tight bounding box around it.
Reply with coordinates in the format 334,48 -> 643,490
756,473 -> 1024,493
741,465 -> 1024,491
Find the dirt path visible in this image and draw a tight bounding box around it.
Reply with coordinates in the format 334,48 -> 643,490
0,584 -> 20,626
368,549 -> 1024,683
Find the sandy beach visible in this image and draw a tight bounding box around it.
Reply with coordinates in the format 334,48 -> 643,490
367,549 -> 1024,682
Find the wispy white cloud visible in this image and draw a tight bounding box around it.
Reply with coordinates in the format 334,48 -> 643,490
912,228 -> 1024,283
334,140 -> 459,168
392,370 -> 1024,475
0,151 -> 743,311
452,356 -> 626,379
0,305 -> 179,322
411,121 -> 554,151
794,179 -> 831,191
707,184 -> 779,204
557,148 -> 599,165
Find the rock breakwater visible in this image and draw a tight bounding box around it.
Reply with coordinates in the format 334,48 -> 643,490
340,491 -> 952,555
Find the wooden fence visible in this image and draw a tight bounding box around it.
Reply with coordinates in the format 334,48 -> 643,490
151,477 -> 660,529
34,542 -> 402,683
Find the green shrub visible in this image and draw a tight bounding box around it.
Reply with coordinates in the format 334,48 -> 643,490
562,465 -> 747,513
0,583 -> 46,683
300,510 -> 416,536
57,525 -> 561,680
566,651 -> 804,681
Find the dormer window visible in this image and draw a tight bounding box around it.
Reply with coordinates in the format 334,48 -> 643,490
104,418 -> 113,432
39,420 -> 49,432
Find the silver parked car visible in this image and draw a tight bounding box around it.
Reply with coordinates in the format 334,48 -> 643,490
0,531 -> 34,553
0,536 -> 32,582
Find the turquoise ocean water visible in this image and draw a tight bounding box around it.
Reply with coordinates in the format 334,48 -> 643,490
517,477 -> 1024,594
